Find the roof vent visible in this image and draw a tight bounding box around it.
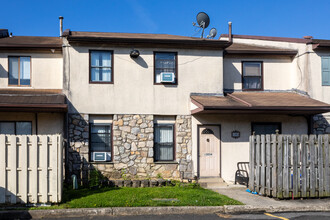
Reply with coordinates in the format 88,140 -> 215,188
303,36 -> 313,39
0,29 -> 9,38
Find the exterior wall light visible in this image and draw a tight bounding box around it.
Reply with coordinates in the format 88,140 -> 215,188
130,49 -> 140,58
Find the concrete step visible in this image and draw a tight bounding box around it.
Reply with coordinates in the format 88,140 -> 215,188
198,177 -> 229,189
199,177 -> 225,183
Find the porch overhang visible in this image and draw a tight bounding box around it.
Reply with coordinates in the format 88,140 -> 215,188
0,89 -> 68,112
191,92 -> 330,115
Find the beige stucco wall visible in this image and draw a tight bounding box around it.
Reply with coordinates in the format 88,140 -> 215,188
0,112 -> 64,135
224,56 -> 293,91
64,44 -> 223,115
309,49 -> 330,103
0,52 -> 63,89
220,37 -> 310,93
192,114 -> 308,182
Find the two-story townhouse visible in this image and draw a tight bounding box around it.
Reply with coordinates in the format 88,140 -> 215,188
0,29 -> 67,139
62,29 -> 330,183
219,34 -> 330,135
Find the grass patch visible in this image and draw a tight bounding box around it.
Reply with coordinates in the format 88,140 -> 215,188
35,184 -> 242,209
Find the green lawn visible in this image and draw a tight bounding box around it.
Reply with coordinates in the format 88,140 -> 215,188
41,184 -> 242,209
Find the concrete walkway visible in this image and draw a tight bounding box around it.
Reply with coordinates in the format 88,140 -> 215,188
214,183 -> 330,210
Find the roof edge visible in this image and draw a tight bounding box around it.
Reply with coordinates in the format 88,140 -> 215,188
220,34 -> 310,44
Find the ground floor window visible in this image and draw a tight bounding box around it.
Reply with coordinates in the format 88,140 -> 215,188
90,124 -> 112,162
154,124 -> 175,161
251,122 -> 281,135
0,121 -> 32,135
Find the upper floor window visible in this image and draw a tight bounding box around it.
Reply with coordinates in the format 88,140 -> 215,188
9,57 -> 31,86
242,61 -> 263,90
322,56 -> 330,86
90,50 -> 113,83
154,52 -> 177,84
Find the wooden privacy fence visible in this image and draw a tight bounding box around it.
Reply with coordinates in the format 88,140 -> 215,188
249,134 -> 330,199
0,135 -> 63,204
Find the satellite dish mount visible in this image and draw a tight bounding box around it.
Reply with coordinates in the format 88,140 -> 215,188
192,12 -> 217,39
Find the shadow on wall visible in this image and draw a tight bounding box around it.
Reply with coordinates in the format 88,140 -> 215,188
223,61 -> 242,91
0,64 -> 8,79
131,55 -> 148,68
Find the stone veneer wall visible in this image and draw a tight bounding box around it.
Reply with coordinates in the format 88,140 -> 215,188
313,114 -> 330,134
67,114 -> 192,184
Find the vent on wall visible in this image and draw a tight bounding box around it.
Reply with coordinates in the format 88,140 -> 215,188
202,128 -> 214,135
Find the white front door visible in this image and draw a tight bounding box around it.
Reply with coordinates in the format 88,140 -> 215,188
199,125 -> 220,177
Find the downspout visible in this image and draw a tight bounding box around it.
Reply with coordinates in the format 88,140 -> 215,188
59,16 -> 70,182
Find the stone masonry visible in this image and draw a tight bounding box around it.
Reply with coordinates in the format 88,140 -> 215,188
313,114 -> 330,134
67,114 -> 193,184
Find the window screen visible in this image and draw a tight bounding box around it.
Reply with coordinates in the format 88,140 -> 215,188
154,124 -> 174,161
242,62 -> 262,90
155,52 -> 176,84
90,124 -> 111,161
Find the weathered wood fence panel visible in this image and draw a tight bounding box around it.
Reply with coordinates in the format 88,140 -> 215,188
0,135 -> 63,204
249,134 -> 330,199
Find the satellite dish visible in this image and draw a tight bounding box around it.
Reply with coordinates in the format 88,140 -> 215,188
196,12 -> 210,28
207,28 -> 217,39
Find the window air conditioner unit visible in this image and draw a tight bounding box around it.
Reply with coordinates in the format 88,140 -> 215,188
160,72 -> 175,83
93,152 -> 111,162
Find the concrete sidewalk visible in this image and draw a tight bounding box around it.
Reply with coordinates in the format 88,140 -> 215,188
214,184 -> 330,213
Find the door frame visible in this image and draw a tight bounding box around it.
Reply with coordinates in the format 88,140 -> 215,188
197,124 -> 221,178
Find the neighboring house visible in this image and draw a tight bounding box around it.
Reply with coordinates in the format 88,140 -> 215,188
219,34 -> 330,136
1,25 -> 330,184
0,29 -> 67,139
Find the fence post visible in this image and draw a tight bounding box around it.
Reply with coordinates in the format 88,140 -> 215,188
283,136 -> 290,198
9,135 -> 17,204
292,135 -> 299,198
0,135 -> 5,203
261,135 -> 266,195
249,135 -> 254,190
318,135 -> 325,197
58,135 -> 63,203
271,134 -> 277,197
310,135 -> 316,197
21,135 -> 28,204
325,135 -> 330,197
266,135 -> 271,196
30,136 -> 38,203
256,135 -> 261,193
277,135 -> 283,198
301,135 -> 308,198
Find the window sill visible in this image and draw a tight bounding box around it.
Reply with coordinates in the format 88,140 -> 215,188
89,161 -> 114,164
154,161 -> 178,164
89,81 -> 114,84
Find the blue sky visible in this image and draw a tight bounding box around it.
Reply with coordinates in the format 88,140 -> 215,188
2,0 -> 330,39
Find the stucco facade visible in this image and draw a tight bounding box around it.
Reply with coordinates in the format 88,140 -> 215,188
0,52 -> 63,89
2,30 -> 330,184
63,43 -> 223,115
